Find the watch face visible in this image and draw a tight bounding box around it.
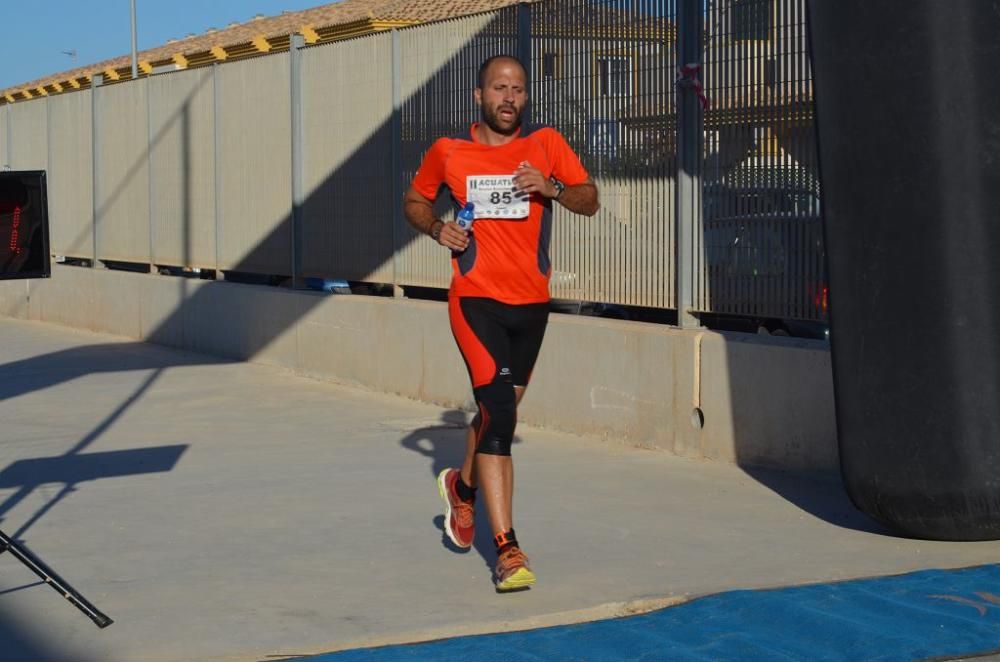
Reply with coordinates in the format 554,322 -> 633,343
0,171 -> 50,280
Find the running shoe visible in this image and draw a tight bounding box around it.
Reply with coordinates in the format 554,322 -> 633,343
437,468 -> 474,548
494,546 -> 536,591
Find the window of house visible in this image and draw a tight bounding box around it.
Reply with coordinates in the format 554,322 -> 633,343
732,0 -> 772,41
542,52 -> 557,79
597,56 -> 632,97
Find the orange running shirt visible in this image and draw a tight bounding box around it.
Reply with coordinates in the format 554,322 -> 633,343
412,123 -> 590,304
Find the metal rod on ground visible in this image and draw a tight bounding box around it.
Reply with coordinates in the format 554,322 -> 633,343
0,529 -> 113,628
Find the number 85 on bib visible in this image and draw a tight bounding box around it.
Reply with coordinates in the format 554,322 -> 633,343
466,175 -> 530,219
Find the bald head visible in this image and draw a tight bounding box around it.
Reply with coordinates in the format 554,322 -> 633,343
477,55 -> 528,90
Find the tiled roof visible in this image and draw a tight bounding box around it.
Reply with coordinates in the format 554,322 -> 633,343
1,0 -> 529,101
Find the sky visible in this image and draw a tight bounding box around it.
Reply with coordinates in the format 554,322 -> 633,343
0,0 -> 335,90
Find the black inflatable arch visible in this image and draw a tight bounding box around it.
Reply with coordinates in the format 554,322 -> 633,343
807,1 -> 1000,539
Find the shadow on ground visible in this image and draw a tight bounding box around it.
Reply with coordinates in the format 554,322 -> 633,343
0,607 -> 99,662
741,466 -> 890,535
0,342 -> 224,403
399,409 -> 524,572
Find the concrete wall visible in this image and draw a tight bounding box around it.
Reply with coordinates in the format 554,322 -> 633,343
0,265 -> 838,471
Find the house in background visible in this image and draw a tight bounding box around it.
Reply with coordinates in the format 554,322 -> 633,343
702,0 -> 816,187
529,1 -> 677,173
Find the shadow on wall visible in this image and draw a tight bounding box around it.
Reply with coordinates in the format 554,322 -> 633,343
46,4 -> 681,366
46,12 -> 524,365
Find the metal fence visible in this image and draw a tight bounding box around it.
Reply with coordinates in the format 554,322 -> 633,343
0,0 -> 825,325
396,11 -> 522,289
533,0 -> 679,309
697,0 -> 824,322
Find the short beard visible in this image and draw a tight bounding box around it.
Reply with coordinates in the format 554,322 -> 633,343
481,104 -> 522,136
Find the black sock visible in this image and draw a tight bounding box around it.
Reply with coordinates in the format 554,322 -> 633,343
455,475 -> 476,502
494,528 -> 518,554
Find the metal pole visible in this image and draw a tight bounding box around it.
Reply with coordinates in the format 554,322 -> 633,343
4,99 -> 12,168
517,3 -> 531,126
91,73 -> 104,268
290,34 -> 304,289
0,529 -> 113,628
675,0 -> 704,329
130,0 -> 139,80
390,29 -> 402,297
212,63 -> 222,279
146,73 -> 155,270
46,88 -> 52,207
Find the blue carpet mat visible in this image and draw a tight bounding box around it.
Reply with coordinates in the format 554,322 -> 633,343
313,564 -> 1000,661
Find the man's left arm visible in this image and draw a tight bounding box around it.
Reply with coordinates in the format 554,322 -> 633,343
513,162 -> 600,217
553,177 -> 599,217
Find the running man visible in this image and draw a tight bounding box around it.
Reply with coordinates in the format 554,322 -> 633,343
403,54 -> 599,591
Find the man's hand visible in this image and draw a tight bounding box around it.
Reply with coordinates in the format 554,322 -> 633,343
513,161 -> 600,216
513,161 -> 558,199
404,186 -> 469,251
436,221 -> 471,252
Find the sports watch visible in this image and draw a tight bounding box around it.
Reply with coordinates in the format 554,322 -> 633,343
550,177 -> 565,200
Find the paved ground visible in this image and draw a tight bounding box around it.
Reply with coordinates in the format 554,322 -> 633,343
1,318 -> 999,662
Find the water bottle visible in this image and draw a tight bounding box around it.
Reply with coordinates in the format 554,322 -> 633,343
456,202 -> 475,231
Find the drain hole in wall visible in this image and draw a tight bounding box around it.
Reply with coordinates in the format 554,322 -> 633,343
691,407 -> 705,429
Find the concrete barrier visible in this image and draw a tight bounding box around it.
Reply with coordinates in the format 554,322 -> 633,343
0,265 -> 838,471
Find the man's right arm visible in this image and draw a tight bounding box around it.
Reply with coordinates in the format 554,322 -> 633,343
403,186 -> 470,252
402,185 -> 440,237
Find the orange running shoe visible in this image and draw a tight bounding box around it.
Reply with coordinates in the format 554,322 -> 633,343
494,546 -> 536,592
437,468 -> 474,548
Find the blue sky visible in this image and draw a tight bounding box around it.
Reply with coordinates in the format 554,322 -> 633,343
0,0 -> 334,90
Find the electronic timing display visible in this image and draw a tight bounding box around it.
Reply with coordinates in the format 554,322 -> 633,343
0,171 -> 50,280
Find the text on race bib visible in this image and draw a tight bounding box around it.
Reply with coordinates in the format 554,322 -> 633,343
466,175 -> 530,219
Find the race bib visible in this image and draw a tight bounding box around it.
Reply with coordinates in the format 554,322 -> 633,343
466,175 -> 530,219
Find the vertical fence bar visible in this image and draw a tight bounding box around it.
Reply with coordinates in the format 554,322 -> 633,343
46,96 -> 52,180
147,77 -> 156,270
675,0 -> 703,327
518,3 -> 532,126
212,63 -> 222,278
290,34 -> 305,289
3,104 -> 10,168
391,28 -> 403,296
91,74 -> 103,268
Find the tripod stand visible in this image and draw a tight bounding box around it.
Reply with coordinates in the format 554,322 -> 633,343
0,529 -> 112,628
0,171 -> 112,628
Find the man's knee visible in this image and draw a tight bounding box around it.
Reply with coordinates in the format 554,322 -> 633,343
473,380 -> 517,456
